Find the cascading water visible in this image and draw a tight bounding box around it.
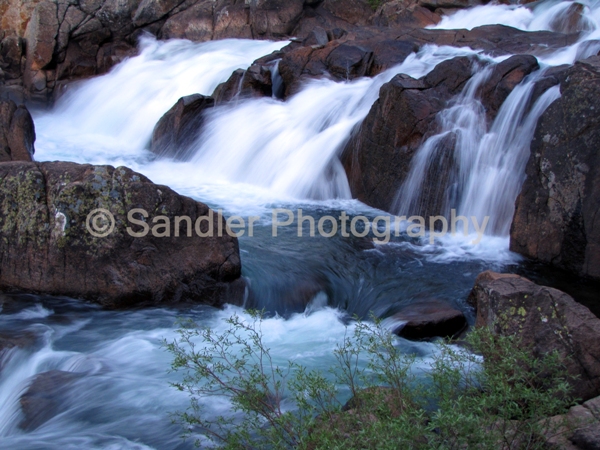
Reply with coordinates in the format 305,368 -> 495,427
3,1 -> 600,448
393,66 -> 561,236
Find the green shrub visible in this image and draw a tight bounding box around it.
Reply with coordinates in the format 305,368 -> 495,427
165,311 -> 576,449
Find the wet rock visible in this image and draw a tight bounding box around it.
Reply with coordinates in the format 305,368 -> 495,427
389,299 -> 467,340
19,370 -> 80,431
549,2 -> 591,35
511,56 -> 600,280
0,99 -> 35,162
0,161 -> 243,308
151,94 -> 215,160
469,271 -> 600,401
326,44 -> 374,79
342,56 -> 476,213
477,54 -> 539,122
213,52 -> 283,104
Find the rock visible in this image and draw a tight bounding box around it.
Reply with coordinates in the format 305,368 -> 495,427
469,271 -> 600,401
371,0 -> 441,29
19,370 -> 80,431
250,0 -> 305,37
570,422 -> 600,449
342,56 -> 477,212
0,99 -> 35,162
151,94 -> 215,160
213,51 -> 285,104
549,2 -> 591,35
477,54 -> 539,122
388,299 -> 467,340
540,396 -> 600,449
511,56 -> 600,280
0,161 -> 243,308
326,44 -> 373,79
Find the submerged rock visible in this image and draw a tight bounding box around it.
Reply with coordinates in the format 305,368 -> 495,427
0,161 -> 243,308
150,94 -> 214,160
19,370 -> 80,431
389,299 -> 467,340
0,99 -> 35,162
469,271 -> 600,402
511,56 -> 600,280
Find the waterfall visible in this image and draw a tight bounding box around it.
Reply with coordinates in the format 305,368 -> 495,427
392,67 -> 561,236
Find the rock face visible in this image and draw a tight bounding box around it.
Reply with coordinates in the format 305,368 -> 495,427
341,54 -> 539,213
469,271 -> 600,402
0,161 -> 243,308
0,0 -> 377,102
151,94 -> 214,160
388,299 -> 467,340
0,99 -> 35,162
511,56 -> 600,280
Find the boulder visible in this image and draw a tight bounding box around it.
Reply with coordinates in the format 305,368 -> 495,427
342,56 -> 477,212
477,54 -> 539,122
469,271 -> 600,401
511,56 -> 600,280
0,99 -> 35,162
0,161 -> 243,308
388,299 -> 467,340
151,94 -> 214,160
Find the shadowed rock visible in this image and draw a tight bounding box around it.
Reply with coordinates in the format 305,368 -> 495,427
511,56 -> 600,280
0,161 -> 243,308
151,94 -> 214,160
0,99 -> 35,162
469,271 -> 600,401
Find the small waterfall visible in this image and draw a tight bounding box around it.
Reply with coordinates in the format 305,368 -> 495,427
185,46 -> 484,200
393,65 -> 562,236
34,37 -> 287,160
432,0 -> 600,33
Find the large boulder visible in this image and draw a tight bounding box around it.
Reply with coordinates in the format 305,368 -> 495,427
0,99 -> 35,162
468,271 -> 600,402
511,56 -> 600,280
341,53 -> 540,214
150,94 -> 214,160
0,161 -> 243,308
341,55 -> 476,212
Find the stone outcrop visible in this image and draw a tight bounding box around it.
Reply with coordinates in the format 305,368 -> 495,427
468,271 -> 600,402
151,94 -> 214,160
0,99 -> 35,162
511,56 -> 600,280
341,54 -> 539,213
0,161 -> 243,308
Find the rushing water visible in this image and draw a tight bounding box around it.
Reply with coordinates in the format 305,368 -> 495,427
2,1 -> 599,448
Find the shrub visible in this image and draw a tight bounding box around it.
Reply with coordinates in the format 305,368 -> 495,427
165,311 -> 576,449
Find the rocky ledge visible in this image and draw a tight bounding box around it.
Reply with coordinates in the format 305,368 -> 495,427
0,161 -> 243,308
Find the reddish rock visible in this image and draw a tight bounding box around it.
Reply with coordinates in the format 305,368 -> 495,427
151,94 -> 215,160
511,56 -> 600,280
469,271 -> 600,401
0,161 -> 243,308
0,99 -> 35,162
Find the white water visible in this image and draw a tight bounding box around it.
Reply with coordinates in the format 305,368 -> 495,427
393,66 -> 561,236
433,0 -> 600,33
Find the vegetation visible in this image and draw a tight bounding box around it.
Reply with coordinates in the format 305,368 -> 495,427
165,311 -> 576,449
